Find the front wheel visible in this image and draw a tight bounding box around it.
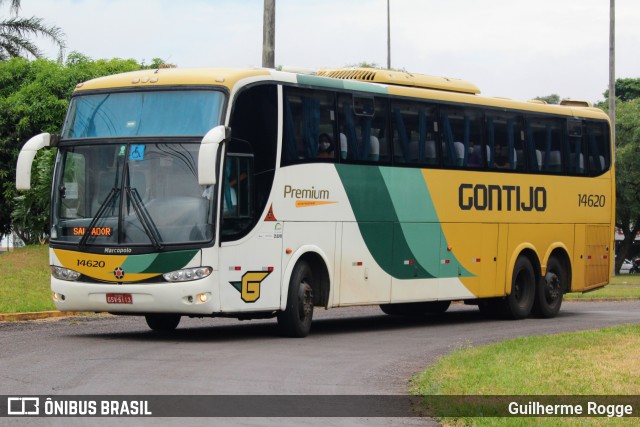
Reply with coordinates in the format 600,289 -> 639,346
145,314 -> 181,331
277,261 -> 314,337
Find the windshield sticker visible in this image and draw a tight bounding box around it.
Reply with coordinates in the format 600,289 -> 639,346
118,145 -> 126,157
129,145 -> 146,161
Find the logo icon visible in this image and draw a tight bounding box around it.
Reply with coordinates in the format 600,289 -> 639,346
113,267 -> 125,280
7,397 -> 40,415
229,271 -> 271,303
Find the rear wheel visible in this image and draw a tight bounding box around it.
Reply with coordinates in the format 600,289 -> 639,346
277,261 -> 314,337
498,256 -> 536,319
532,256 -> 565,318
145,314 -> 181,331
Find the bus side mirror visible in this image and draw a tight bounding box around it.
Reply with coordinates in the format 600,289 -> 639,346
16,133 -> 55,191
198,125 -> 229,185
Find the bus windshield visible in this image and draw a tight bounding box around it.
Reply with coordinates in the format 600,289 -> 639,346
62,90 -> 224,138
51,143 -> 215,247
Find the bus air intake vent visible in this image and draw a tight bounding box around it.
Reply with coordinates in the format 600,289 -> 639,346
316,67 -> 480,95
317,68 -> 378,81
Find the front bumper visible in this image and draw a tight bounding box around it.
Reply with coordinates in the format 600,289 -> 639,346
51,272 -> 220,315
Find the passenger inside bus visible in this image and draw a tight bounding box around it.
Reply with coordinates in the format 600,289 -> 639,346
468,141 -> 482,167
317,133 -> 334,159
493,143 -> 511,169
223,187 -> 237,217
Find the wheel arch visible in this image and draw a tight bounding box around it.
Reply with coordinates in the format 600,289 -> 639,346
543,245 -> 572,293
280,245 -> 332,311
505,244 -> 541,295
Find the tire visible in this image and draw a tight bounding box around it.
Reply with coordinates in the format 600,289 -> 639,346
422,300 -> 451,314
478,299 -> 500,318
277,261 -> 314,337
145,314 -> 181,331
379,303 -> 406,316
498,256 -> 536,319
380,301 -> 451,316
532,256 -> 565,318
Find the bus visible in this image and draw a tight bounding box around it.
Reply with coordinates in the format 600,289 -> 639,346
16,67 -> 614,337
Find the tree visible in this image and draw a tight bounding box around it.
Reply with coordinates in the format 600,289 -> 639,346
612,98 -> 640,273
533,94 -> 560,105
603,78 -> 640,102
11,148 -> 53,243
0,0 -> 66,60
592,80 -> 640,273
0,54 -> 147,243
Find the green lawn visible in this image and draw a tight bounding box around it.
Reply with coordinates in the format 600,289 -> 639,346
566,275 -> 640,300
411,324 -> 640,426
0,245 -> 54,313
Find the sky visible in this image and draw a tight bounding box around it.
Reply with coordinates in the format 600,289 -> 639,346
14,0 -> 640,103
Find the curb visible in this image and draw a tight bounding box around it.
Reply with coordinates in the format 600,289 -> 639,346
0,311 -> 95,322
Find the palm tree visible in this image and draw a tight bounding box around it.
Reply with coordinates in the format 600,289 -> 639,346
0,0 -> 66,60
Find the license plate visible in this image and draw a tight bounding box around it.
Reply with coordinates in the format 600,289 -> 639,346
106,293 -> 133,304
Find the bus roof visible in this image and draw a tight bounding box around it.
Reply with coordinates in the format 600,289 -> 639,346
73,68 -> 272,92
73,67 -> 609,121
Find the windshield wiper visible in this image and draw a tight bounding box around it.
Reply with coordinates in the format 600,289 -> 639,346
79,187 -> 120,248
126,186 -> 163,250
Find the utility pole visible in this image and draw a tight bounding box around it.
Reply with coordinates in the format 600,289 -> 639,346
262,0 -> 276,68
387,0 -> 391,69
609,0 -> 616,146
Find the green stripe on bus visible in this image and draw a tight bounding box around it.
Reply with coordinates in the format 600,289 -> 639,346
297,75 -> 388,94
336,165 -> 472,279
121,250 -> 199,274
335,165 -> 433,279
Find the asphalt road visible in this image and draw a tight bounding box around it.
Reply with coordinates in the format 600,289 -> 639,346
2,300 -> 640,426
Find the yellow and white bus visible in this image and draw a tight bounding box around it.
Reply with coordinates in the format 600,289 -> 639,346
16,67 -> 614,336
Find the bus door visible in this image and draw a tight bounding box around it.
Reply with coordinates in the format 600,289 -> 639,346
218,152 -> 283,312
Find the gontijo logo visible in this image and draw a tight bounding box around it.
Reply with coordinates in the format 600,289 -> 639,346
458,184 -> 547,212
229,271 -> 272,303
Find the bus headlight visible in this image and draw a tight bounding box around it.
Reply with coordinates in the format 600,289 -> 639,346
51,266 -> 81,281
163,267 -> 212,282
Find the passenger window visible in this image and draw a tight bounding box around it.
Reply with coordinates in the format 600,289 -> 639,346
61,152 -> 87,218
282,88 -> 337,165
525,117 -> 564,173
566,119 -> 585,175
486,114 -> 526,171
391,101 -> 439,166
338,94 -> 389,163
585,121 -> 611,176
440,107 -> 484,168
221,154 -> 254,238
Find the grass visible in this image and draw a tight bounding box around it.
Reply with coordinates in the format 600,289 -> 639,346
0,244 -> 54,313
566,274 -> 640,300
411,324 -> 640,426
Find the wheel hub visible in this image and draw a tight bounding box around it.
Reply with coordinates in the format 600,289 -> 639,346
544,272 -> 561,300
298,282 -> 313,318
